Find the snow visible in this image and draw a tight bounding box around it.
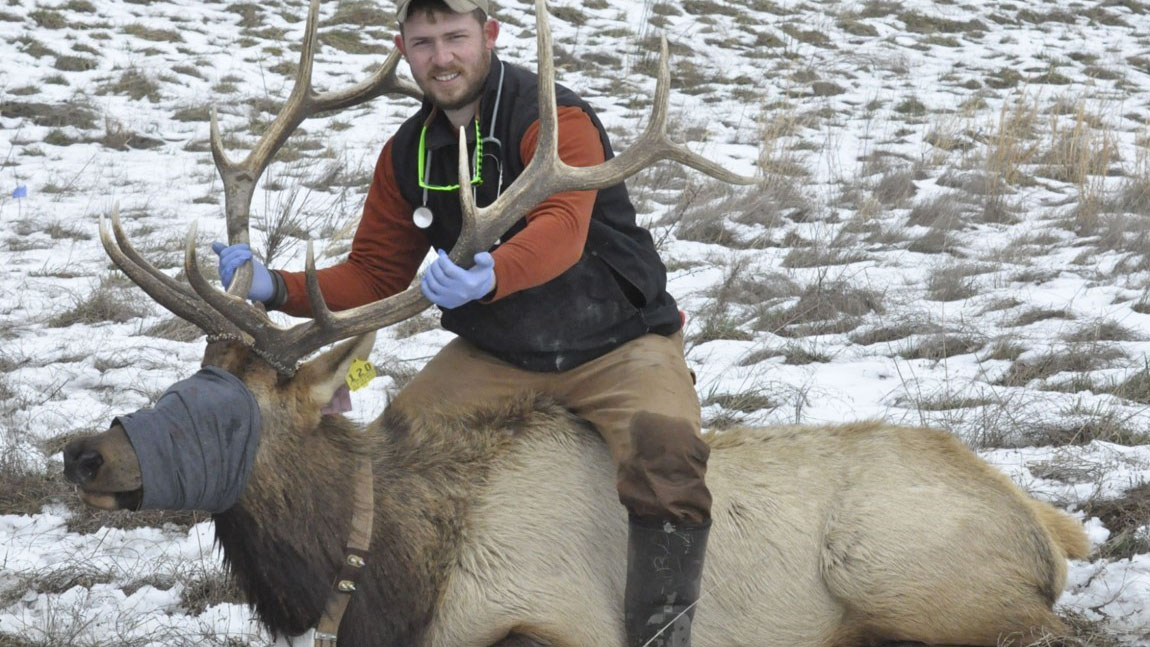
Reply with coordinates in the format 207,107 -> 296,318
2,0 -> 1150,643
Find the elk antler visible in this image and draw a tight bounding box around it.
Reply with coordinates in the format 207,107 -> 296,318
101,0 -> 419,369
109,0 -> 756,375
186,0 -> 755,371
451,26 -> 754,263
210,0 -> 419,298
99,206 -> 246,339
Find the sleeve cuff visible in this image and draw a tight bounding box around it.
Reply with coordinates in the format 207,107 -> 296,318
266,271 -> 288,310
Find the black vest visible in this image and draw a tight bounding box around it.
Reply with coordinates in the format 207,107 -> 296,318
391,54 -> 680,371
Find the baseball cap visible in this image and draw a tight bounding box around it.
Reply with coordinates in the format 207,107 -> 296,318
396,0 -> 490,22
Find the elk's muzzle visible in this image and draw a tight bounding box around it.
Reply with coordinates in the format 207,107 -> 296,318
63,366 -> 262,513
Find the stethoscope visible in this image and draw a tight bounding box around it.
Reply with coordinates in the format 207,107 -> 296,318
413,59 -> 506,230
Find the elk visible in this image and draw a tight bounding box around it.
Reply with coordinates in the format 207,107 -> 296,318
63,1 -> 1090,645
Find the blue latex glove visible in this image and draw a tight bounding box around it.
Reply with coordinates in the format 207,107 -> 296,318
420,249 -> 495,309
211,242 -> 274,303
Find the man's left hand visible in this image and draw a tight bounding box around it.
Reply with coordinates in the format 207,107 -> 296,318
421,249 -> 496,309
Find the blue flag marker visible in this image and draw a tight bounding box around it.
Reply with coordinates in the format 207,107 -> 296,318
11,185 -> 27,199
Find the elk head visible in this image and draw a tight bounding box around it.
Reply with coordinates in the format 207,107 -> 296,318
63,0 -> 755,513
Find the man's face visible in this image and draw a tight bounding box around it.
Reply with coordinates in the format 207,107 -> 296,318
396,11 -> 499,112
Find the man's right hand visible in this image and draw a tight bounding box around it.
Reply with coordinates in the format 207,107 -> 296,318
211,242 -> 274,303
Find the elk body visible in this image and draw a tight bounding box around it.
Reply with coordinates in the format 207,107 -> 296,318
65,333 -> 1089,647
61,1 -> 1089,645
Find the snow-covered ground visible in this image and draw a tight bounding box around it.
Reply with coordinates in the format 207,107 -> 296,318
2,0 -> 1149,643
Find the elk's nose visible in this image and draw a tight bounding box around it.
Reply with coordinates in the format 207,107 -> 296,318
63,444 -> 104,485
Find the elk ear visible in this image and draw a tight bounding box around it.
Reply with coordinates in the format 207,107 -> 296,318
301,332 -> 378,405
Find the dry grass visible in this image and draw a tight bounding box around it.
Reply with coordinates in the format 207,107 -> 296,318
872,166 -> 918,206
1062,320 -> 1143,343
255,160 -> 361,266
898,334 -> 984,360
1081,482 -> 1150,559
781,245 -> 868,268
985,93 -> 1042,193
1094,367 -> 1150,405
908,227 -> 960,255
781,342 -> 832,364
757,103 -> 812,185
54,54 -> 97,72
754,279 -> 883,337
1056,609 -> 1126,647
850,320 -> 938,345
47,276 -> 153,328
96,68 -> 162,102
392,310 -> 440,339
708,258 -> 801,306
101,118 -> 164,151
925,263 -> 990,301
320,29 -> 372,54
1009,307 -> 1074,327
64,505 -> 208,536
702,383 -> 777,429
702,389 -> 775,414
142,317 -> 203,342
121,23 -> 184,42
912,395 -> 994,411
1,100 -> 99,130
0,452 -> 69,517
320,0 -> 389,25
907,192 -> 965,229
180,569 -> 246,616
1113,173 -> 1150,217
995,346 -> 1126,387
0,565 -> 115,611
690,307 -> 754,346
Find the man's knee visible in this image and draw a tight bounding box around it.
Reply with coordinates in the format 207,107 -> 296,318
616,411 -> 712,525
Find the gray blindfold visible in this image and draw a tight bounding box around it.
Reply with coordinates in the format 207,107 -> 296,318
115,366 -> 261,513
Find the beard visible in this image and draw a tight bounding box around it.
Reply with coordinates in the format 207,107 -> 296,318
421,52 -> 491,112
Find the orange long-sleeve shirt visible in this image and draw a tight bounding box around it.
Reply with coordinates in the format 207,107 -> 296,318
276,105 -> 605,317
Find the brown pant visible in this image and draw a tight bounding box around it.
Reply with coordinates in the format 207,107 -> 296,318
390,332 -> 712,525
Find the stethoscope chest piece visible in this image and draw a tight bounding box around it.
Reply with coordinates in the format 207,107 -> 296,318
413,206 -> 433,229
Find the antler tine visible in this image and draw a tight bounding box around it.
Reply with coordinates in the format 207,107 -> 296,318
208,0 -> 418,297
275,285 -> 432,368
454,0 -> 754,262
453,125 -> 482,261
607,34 -> 751,184
99,206 -> 244,338
303,241 -> 338,330
447,0 -> 559,261
316,48 -> 423,108
177,0 -> 756,370
261,0 -> 761,364
182,222 -> 286,343
210,0 -> 417,230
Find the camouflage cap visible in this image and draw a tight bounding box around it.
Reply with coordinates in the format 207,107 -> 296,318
396,0 -> 490,22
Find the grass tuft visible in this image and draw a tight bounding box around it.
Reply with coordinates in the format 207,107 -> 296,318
47,278 -> 153,328
96,68 -> 162,102
996,346 -> 1126,387
1081,483 -> 1150,559
121,22 -> 184,42
899,334 -> 984,360
142,317 -> 203,342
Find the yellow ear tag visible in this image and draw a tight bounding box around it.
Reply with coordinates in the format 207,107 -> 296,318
345,358 -> 377,391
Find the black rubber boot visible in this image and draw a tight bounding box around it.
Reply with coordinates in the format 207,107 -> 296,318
624,517 -> 711,647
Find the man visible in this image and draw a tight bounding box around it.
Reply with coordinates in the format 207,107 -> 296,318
213,1 -> 711,644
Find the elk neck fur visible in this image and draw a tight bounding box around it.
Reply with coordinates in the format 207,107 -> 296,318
207,336 -> 585,644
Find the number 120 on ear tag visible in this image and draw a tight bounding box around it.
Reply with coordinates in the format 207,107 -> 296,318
345,359 -> 377,391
